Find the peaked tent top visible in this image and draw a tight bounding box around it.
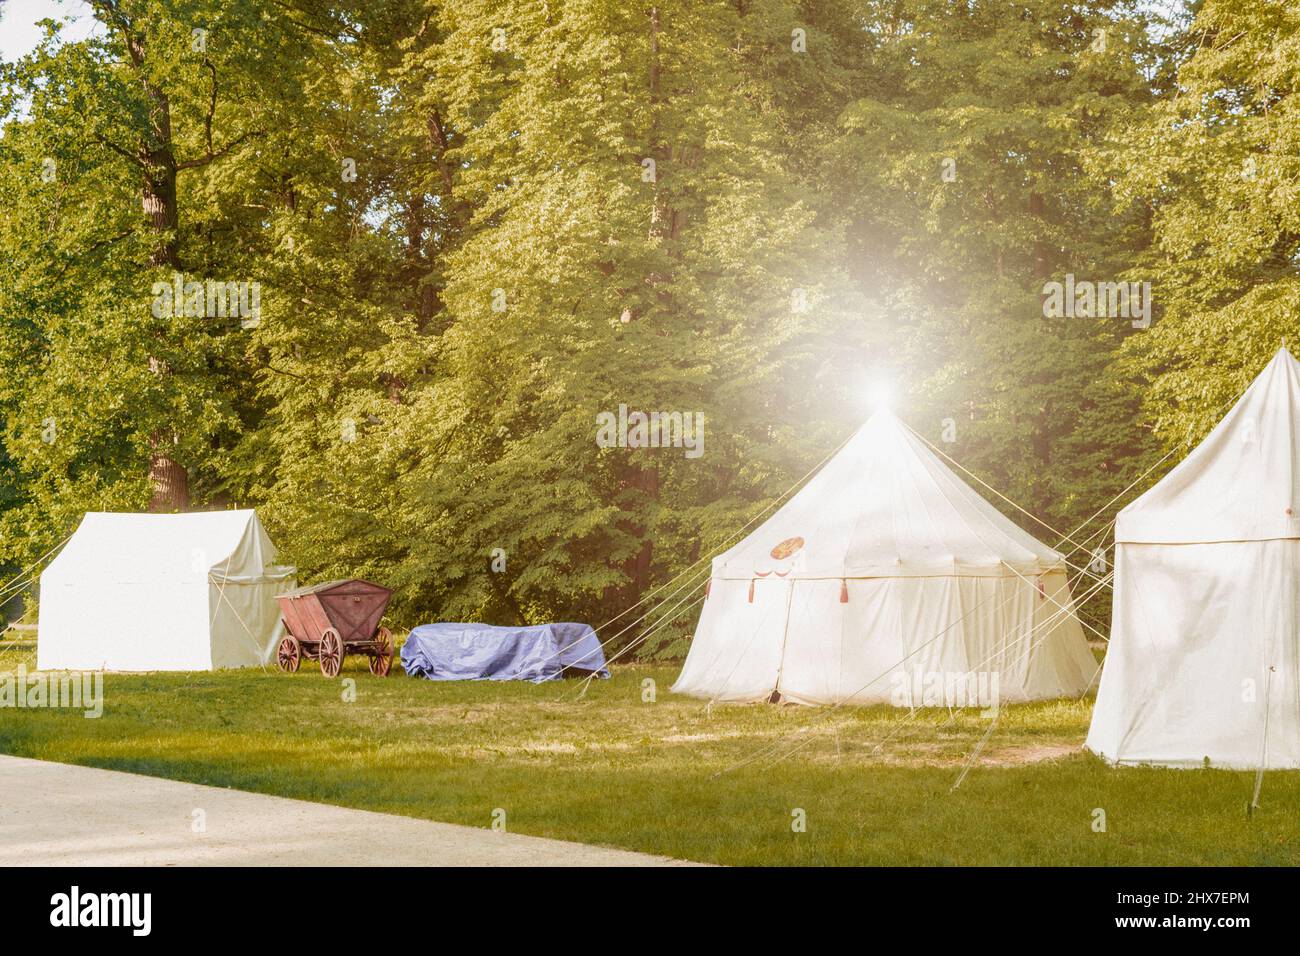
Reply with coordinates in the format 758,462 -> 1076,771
45,510 -> 290,585
712,410 -> 1065,579
1119,347 -> 1300,544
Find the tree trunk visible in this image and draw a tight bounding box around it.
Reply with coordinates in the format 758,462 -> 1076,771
147,438 -> 190,512
405,192 -> 438,329
137,45 -> 190,510
142,173 -> 179,267
1030,191 -> 1050,279
622,461 -> 659,609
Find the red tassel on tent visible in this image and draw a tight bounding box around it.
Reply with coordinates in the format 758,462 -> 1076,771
839,579 -> 849,603
748,579 -> 755,603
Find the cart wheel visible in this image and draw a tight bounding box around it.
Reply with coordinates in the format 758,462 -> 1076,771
369,627 -> 393,677
319,628 -> 344,678
277,635 -> 301,673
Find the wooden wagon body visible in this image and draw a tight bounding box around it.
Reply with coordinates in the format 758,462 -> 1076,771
275,579 -> 393,677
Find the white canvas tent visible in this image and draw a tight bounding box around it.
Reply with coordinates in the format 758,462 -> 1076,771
672,410 -> 1097,705
38,510 -> 296,672
1087,348 -> 1300,769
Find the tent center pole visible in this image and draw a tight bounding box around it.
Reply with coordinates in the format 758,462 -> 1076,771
771,579 -> 798,701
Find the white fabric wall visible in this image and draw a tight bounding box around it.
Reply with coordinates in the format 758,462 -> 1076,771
673,569 -> 1096,705
1086,540 -> 1300,769
38,579 -> 212,671
674,576 -> 790,702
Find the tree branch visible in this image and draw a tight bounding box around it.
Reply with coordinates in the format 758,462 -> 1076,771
176,129 -> 263,172
93,132 -> 147,169
200,59 -> 217,158
53,227 -> 137,281
426,110 -> 455,194
270,0 -> 362,42
91,0 -> 142,67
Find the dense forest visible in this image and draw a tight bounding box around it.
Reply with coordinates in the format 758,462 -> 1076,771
1,0 -> 1297,652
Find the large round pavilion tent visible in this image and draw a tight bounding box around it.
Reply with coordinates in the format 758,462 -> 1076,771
672,409 -> 1097,706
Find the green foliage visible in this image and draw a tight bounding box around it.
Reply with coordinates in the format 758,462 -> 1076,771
1114,0 -> 1300,444
0,0 -> 1294,651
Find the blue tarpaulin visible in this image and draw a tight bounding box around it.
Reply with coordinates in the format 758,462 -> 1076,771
400,622 -> 610,683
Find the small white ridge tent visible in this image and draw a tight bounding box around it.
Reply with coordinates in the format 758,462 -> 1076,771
1087,348 -> 1300,769
38,510 -> 296,671
672,409 -> 1096,705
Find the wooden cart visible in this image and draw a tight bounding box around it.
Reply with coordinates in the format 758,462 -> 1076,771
275,579 -> 394,677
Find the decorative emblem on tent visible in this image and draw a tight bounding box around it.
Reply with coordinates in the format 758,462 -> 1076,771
770,536 -> 804,560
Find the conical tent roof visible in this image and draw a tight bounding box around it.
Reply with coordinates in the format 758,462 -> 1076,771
713,409 -> 1066,580
1118,347 -> 1300,544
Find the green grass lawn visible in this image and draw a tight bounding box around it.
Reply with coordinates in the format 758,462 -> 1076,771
0,640 -> 1295,866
